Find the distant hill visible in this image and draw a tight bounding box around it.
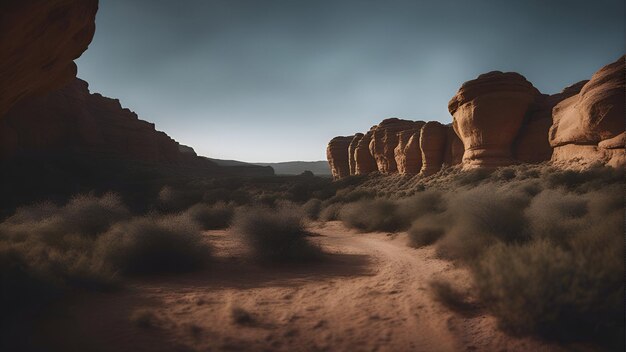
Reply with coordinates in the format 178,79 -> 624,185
207,158 -> 331,176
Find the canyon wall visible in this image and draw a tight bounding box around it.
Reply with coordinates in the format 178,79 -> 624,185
0,0 -> 98,118
327,56 -> 624,179
0,78 -> 215,167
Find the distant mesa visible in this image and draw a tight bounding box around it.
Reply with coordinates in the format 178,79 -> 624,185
327,56 -> 625,179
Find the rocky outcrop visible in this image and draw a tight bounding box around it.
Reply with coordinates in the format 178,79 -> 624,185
369,118 -> 422,173
327,136 -> 354,179
0,78 -> 214,167
449,72 -> 541,169
513,81 -> 587,163
443,124 -> 464,167
354,130 -> 378,175
549,56 -> 625,167
0,0 -> 98,118
419,121 -> 448,176
348,133 -> 364,175
394,122 -> 425,174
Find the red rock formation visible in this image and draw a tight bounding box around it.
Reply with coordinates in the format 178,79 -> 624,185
348,133 -> 364,175
369,118 -> 422,173
0,0 -> 98,117
449,72 -> 541,169
549,56 -> 625,167
327,136 -> 354,179
513,81 -> 587,163
419,121 -> 448,176
395,121 -> 425,174
443,124 -> 464,167
354,130 -> 378,175
0,78 -> 211,166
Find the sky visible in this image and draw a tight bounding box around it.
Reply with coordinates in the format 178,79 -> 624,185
77,0 -> 625,162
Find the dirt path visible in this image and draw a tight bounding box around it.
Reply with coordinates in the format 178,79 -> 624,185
37,221 -> 564,352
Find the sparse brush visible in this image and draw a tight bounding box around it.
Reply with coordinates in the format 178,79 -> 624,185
429,279 -> 477,314
94,214 -> 210,275
302,199 -> 322,220
232,207 -> 322,262
184,202 -> 234,230
339,198 -> 406,232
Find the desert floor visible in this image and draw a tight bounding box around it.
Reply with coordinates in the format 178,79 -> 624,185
34,222 -> 567,352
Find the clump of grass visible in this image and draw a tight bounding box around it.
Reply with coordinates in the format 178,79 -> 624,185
474,237 -> 623,345
339,198 -> 405,232
183,202 -> 234,230
232,207 -> 322,262
429,279 -> 477,315
94,215 -> 210,275
302,199 -> 322,220
407,216 -> 445,248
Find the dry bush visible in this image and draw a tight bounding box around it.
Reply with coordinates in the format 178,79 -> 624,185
407,215 -> 445,248
232,207 -> 322,262
429,279 -> 477,314
474,236 -> 623,345
339,198 -> 405,232
319,203 -> 342,221
94,214 -> 210,275
184,202 -> 234,230
302,199 -> 323,220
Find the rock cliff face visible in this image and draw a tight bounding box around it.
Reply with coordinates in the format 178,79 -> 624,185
354,130 -> 378,175
419,121 -> 448,176
328,57 -> 623,179
369,118 -> 423,173
449,71 -> 541,169
549,56 -> 625,167
0,78 -> 213,167
394,122 -> 425,174
348,133 -> 364,175
327,136 -> 354,179
0,0 -> 98,117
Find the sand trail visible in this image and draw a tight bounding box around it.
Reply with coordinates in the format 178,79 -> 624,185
37,221 -> 563,352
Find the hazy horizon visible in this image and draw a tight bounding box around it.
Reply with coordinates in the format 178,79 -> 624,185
77,0 -> 625,162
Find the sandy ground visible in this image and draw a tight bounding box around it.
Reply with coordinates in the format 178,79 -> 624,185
34,221 -> 567,352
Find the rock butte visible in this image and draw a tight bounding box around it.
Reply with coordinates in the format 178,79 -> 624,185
327,136 -> 354,179
327,56 -> 624,179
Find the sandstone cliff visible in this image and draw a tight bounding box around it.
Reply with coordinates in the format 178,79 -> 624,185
549,56 -> 625,168
449,71 -> 541,169
0,78 -> 215,167
327,136 -> 354,179
0,0 -> 98,117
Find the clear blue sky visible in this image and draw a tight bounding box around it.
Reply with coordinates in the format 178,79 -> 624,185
77,0 -> 625,162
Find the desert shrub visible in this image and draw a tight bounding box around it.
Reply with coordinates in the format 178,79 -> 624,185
302,199 -> 323,220
319,203 -> 342,221
397,190 -> 445,220
429,279 -> 477,314
232,207 -> 322,262
474,237 -> 623,344
407,216 -> 445,248
339,198 -> 406,232
184,202 -> 234,230
60,193 -> 131,236
158,186 -> 203,212
95,215 -> 210,275
435,186 -> 529,262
